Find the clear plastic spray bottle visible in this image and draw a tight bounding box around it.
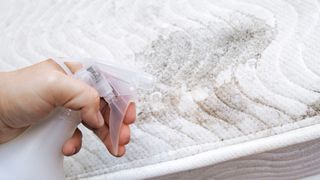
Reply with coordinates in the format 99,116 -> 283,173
0,58 -> 153,180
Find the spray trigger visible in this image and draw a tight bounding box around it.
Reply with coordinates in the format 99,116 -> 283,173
54,58 -> 154,155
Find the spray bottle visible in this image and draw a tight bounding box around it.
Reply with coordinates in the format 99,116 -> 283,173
0,58 -> 154,180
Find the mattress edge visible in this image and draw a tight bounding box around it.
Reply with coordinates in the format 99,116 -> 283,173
85,123 -> 320,179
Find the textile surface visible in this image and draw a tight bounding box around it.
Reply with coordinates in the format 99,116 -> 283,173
1,0 -> 320,179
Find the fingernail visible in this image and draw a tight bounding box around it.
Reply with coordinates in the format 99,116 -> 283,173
114,151 -> 119,157
96,111 -> 104,127
71,148 -> 76,155
112,147 -> 118,157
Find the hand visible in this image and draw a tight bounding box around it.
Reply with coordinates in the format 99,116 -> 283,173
0,59 -> 135,157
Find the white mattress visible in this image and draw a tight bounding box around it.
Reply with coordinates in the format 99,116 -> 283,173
1,0 -> 320,179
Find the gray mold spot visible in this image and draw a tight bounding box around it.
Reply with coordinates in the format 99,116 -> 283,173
135,12 -> 276,141
309,99 -> 320,114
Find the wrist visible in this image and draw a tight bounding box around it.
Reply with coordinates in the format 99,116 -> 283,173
0,72 -> 7,106
0,71 -> 9,103
0,72 -> 10,142
0,71 -> 9,111
0,72 -> 13,126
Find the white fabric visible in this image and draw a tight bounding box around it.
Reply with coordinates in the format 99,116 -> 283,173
91,124 -> 320,179
0,0 -> 320,179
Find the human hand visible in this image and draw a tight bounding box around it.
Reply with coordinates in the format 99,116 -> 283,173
0,59 -> 135,157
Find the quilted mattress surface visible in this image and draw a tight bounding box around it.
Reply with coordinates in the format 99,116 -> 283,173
1,0 -> 320,179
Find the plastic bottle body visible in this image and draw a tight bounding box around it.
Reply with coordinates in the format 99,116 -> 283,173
0,108 -> 80,180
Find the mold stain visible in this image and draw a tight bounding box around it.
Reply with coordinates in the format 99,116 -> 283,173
135,12 -> 277,142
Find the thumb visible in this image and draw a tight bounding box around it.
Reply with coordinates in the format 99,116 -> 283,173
50,70 -> 104,129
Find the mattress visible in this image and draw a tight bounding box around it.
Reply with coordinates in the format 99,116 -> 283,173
1,0 -> 320,179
